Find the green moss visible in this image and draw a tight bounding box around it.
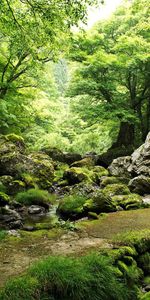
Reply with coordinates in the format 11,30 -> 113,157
58,194 -> 88,220
88,212 -> 99,219
112,193 -> 143,210
0,182 -> 6,193
54,163 -> 68,182
71,157 -> 95,168
101,176 -> 129,188
144,276 -> 150,285
0,192 -> 10,206
103,184 -> 130,198
21,173 -> 38,188
117,260 -> 143,284
15,188 -> 53,207
114,230 -> 150,254
5,133 -> 24,143
140,292 -> 150,300
92,166 -> 109,183
84,190 -> 117,213
138,252 -> 150,274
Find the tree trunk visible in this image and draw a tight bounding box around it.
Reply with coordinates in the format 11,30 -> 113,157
111,121 -> 135,148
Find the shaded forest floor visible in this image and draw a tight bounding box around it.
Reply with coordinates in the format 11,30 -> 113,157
0,208 -> 150,287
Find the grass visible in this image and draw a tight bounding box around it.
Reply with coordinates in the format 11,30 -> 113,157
58,193 -> 88,219
0,253 -> 133,300
0,230 -> 7,242
15,188 -> 55,207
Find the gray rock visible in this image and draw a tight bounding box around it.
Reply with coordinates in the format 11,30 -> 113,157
128,175 -> 150,195
7,230 -> 21,237
129,132 -> 150,176
108,132 -> 150,178
28,205 -> 45,215
9,220 -> 23,229
108,156 -> 131,177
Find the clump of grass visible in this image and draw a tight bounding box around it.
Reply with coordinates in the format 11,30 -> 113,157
0,253 -> 132,300
15,188 -> 54,208
58,194 -> 88,219
0,230 -> 7,241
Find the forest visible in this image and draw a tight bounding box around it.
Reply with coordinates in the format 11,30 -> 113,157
0,0 -> 150,299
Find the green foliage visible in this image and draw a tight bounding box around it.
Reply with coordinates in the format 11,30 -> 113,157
0,253 -> 130,300
58,194 -> 88,219
15,188 -> 53,206
68,0 -> 150,143
0,192 -> 10,206
0,230 -> 7,241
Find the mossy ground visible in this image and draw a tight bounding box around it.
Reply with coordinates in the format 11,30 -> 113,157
0,208 -> 150,288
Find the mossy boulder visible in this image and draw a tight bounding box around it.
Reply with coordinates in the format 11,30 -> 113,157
5,134 -> 25,151
100,176 -> 129,188
84,190 -> 117,213
57,194 -> 88,220
8,180 -> 26,195
102,184 -> 130,198
26,153 -> 54,189
63,167 -> 90,185
92,166 -> 109,184
112,194 -> 143,210
63,166 -> 108,186
0,192 -> 10,206
71,157 -> 95,168
0,176 -> 14,192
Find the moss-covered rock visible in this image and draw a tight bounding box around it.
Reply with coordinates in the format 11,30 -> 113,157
63,167 -> 90,185
0,175 -> 14,192
5,134 -> 25,150
100,176 -> 129,188
112,194 -> 143,210
7,180 -> 26,195
84,190 -> 117,213
27,153 -> 54,189
57,194 -> 88,220
54,163 -> 69,182
0,192 -> 10,206
102,184 -> 130,198
63,166 -> 109,186
71,157 -> 95,168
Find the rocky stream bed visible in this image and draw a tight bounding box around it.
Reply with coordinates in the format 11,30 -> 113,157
0,133 -> 150,298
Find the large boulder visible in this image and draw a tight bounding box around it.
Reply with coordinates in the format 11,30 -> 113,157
0,136 -> 54,189
128,132 -> 150,176
128,176 -> 150,195
108,132 -> 150,178
63,167 -> 89,185
84,190 -> 117,213
108,156 -> 131,177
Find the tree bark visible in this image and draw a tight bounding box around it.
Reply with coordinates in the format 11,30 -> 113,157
111,121 -> 135,148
